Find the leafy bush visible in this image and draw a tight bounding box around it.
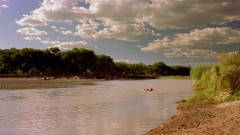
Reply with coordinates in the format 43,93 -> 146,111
219,51 -> 240,94
183,50 -> 240,106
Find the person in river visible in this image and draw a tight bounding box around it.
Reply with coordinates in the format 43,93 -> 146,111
144,88 -> 153,91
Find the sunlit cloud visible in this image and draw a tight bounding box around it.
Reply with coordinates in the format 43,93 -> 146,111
17,27 -> 48,36
51,26 -> 74,35
141,27 -> 240,58
13,0 -> 240,63
16,0 -> 240,29
42,40 -> 90,50
114,59 -> 136,64
1,4 -> 8,8
24,36 -> 42,41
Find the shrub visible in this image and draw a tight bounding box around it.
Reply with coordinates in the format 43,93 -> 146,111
219,51 -> 240,94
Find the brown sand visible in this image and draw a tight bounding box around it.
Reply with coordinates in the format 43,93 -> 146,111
145,101 -> 240,135
0,78 -> 83,89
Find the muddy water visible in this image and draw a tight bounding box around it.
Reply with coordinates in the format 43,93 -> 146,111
0,79 -> 193,135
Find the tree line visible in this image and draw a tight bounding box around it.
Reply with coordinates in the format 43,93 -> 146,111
0,47 -> 190,78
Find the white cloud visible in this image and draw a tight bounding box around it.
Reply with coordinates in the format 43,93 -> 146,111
141,27 -> 240,58
16,0 -> 240,28
16,0 -> 91,26
24,36 -> 42,41
15,0 -> 240,43
137,0 -> 240,29
88,0 -> 150,20
51,26 -> 74,35
74,19 -> 99,39
42,40 -> 90,49
142,27 -> 240,51
17,27 -> 48,36
1,4 -> 8,8
95,20 -> 155,42
163,48 -> 217,59
114,59 -> 136,64
75,19 -> 155,42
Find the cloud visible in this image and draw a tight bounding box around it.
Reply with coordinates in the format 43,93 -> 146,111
141,27 -> 240,58
0,0 -> 8,12
42,40 -> 90,49
16,0 -> 240,42
74,19 -> 99,39
88,0 -> 151,20
17,0 -> 240,28
1,4 -> 8,8
51,26 -> 74,35
137,0 -> 240,29
163,48 -> 217,58
16,0 -> 91,26
114,59 -> 136,64
95,20 -> 156,42
17,27 -> 48,36
24,36 -> 42,41
75,19 -> 155,42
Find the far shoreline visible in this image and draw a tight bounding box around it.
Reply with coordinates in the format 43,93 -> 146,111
0,77 -> 94,90
0,76 -> 190,90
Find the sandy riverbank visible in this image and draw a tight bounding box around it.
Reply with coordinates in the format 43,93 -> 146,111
145,101 -> 240,135
0,78 -> 85,89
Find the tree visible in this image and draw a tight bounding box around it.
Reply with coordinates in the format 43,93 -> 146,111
128,63 -> 147,76
114,62 -> 130,77
61,48 -> 97,75
170,66 -> 190,76
48,47 -> 60,54
147,62 -> 170,76
96,54 -> 115,76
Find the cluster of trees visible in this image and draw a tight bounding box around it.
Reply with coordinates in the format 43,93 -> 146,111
191,50 -> 240,95
0,48 -> 190,78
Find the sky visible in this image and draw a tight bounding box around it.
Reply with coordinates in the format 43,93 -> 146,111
0,0 -> 240,65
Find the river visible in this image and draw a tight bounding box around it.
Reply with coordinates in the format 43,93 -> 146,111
0,79 -> 193,135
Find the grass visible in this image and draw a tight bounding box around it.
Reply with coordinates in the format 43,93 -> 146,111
179,61 -> 240,107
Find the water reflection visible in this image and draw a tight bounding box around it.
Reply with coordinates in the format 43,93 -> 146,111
0,79 -> 193,135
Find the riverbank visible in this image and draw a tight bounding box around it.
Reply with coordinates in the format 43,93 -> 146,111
0,78 -> 86,89
145,100 -> 240,135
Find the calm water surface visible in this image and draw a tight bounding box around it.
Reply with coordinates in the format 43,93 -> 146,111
0,79 -> 193,135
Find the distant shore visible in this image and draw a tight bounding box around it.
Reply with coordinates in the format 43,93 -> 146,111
0,78 -> 85,90
0,76 -> 159,90
145,101 -> 240,135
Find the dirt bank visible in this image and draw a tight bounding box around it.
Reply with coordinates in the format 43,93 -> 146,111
0,78 -> 84,89
145,101 -> 240,135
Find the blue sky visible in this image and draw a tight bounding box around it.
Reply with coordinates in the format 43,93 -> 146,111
0,0 -> 240,65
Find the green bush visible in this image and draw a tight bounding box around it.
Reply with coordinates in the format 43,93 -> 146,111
219,51 -> 240,94
184,51 -> 240,106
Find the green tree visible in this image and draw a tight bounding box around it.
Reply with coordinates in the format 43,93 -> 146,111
96,54 -> 115,76
128,63 -> 147,76
61,48 -> 97,75
114,62 -> 130,77
147,62 -> 170,76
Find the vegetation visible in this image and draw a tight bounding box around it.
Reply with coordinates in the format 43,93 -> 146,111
182,50 -> 240,107
0,47 -> 190,79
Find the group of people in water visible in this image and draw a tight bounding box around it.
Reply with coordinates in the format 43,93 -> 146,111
144,88 -> 153,91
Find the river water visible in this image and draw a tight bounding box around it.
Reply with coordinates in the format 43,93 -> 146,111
0,79 -> 193,135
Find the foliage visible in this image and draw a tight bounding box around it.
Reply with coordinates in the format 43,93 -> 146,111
219,51 -> 240,93
182,50 -> 240,107
0,47 -> 190,78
